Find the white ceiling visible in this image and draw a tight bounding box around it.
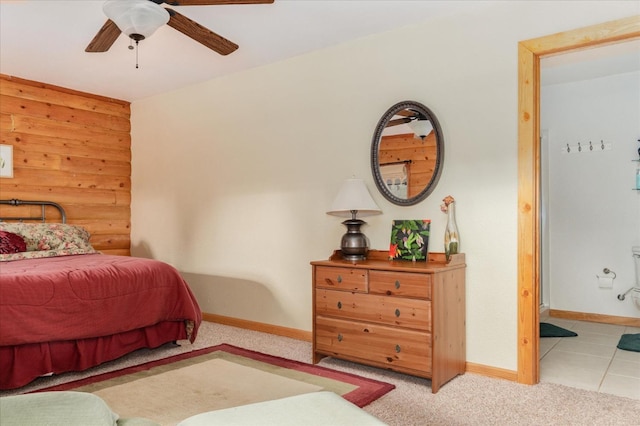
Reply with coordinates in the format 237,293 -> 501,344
1,1 -> 637,102
541,38 -> 640,86
0,0 -> 500,102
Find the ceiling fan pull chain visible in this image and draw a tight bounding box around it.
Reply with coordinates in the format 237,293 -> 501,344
135,40 -> 139,69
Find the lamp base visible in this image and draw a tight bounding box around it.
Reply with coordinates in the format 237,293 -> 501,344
340,219 -> 369,261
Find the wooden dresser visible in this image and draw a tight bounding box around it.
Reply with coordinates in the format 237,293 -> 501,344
311,250 -> 466,393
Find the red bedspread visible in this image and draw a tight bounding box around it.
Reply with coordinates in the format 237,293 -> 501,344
0,254 -> 201,347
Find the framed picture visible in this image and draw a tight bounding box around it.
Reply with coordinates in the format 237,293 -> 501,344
389,219 -> 430,261
0,145 -> 13,178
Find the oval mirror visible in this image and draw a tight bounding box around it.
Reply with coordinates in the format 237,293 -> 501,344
371,101 -> 444,206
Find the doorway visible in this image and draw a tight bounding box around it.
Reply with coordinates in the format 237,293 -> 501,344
516,16 -> 640,385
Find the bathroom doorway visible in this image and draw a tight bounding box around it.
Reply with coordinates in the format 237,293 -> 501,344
539,39 -> 640,320
536,38 -> 640,399
516,16 -> 640,386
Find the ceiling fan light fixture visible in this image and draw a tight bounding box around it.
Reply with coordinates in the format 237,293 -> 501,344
408,119 -> 433,140
103,0 -> 169,40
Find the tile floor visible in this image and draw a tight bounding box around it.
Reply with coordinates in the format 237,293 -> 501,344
539,313 -> 640,400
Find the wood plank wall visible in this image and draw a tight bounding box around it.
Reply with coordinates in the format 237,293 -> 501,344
379,132 -> 437,198
0,74 -> 132,255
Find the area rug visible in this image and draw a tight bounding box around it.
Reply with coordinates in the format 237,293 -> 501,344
37,344 -> 394,425
540,322 -> 578,337
617,333 -> 640,352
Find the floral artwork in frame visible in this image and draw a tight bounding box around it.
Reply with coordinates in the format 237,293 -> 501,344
389,219 -> 430,261
0,145 -> 13,178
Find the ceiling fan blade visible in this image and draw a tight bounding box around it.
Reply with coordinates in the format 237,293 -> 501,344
386,118 -> 412,127
395,109 -> 419,118
85,19 -> 121,53
167,9 -> 238,55
163,0 -> 274,5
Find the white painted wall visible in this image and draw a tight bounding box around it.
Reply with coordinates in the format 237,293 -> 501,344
541,71 -> 640,318
130,2 -> 640,372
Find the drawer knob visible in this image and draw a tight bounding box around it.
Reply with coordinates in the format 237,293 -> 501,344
337,301 -> 342,309
336,275 -> 343,283
395,344 -> 401,353
395,280 -> 401,289
337,334 -> 343,342
395,308 -> 401,317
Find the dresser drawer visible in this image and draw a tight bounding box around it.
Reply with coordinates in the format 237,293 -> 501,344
369,270 -> 431,299
315,266 -> 368,292
315,316 -> 432,374
316,289 -> 431,331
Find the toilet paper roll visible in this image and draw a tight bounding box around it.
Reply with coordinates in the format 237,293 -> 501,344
598,276 -> 614,288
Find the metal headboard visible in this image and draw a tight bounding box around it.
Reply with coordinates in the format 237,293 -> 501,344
0,199 -> 67,223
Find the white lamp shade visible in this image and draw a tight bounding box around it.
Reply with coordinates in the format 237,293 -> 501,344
103,0 -> 169,38
408,119 -> 433,139
327,178 -> 382,218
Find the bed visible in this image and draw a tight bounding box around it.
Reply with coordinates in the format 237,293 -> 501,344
0,199 -> 202,390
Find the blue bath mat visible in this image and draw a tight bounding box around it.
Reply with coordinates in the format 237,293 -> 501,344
617,333 -> 640,352
540,322 -> 577,337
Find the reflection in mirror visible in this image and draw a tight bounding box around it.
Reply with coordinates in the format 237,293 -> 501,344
380,163 -> 407,198
371,101 -> 444,206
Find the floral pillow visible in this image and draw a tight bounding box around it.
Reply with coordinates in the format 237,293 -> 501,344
0,248 -> 98,262
0,223 -> 96,261
0,230 -> 27,254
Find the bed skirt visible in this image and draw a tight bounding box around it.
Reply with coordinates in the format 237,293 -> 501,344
0,321 -> 189,390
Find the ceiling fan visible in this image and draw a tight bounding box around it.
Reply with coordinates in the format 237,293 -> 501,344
86,0 -> 274,56
386,109 -> 423,128
385,108 -> 433,140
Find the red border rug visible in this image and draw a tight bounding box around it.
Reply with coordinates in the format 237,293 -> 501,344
37,344 -> 395,407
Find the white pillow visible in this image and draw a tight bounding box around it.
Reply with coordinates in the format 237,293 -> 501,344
0,391 -> 119,426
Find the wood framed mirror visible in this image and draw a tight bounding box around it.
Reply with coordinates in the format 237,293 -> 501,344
371,101 -> 444,206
